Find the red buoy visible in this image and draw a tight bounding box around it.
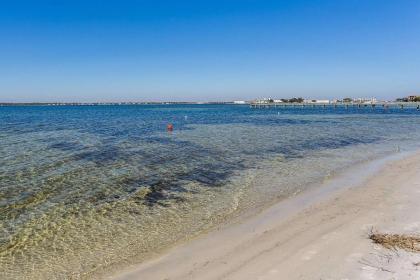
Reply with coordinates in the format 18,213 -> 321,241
167,123 -> 173,132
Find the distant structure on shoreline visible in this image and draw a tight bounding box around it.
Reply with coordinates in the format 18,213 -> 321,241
397,95 -> 420,102
249,95 -> 420,110
250,97 -> 380,105
1,95 -> 419,107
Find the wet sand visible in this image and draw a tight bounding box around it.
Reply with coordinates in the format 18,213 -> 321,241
111,151 -> 420,280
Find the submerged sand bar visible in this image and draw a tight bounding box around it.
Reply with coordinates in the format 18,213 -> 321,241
112,151 -> 420,280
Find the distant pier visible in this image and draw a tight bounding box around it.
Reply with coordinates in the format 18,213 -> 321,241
250,102 -> 420,110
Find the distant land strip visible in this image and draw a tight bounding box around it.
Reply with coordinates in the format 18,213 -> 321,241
0,102 -> 235,106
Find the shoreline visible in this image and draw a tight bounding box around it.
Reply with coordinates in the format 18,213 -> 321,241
110,150 -> 420,280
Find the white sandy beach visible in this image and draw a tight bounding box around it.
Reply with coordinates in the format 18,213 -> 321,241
111,151 -> 420,280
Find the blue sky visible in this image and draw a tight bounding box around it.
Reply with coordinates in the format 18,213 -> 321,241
1,0 -> 419,102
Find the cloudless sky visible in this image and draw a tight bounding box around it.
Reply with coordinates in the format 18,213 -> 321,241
1,0 -> 419,102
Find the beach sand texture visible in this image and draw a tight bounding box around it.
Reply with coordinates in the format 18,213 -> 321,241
113,151 -> 420,280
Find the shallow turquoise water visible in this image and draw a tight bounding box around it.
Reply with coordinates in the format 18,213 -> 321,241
1,104 -> 420,279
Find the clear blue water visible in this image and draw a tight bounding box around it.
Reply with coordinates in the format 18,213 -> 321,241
1,104 -> 420,279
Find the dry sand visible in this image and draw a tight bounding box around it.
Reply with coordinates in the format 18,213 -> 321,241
111,151 -> 420,280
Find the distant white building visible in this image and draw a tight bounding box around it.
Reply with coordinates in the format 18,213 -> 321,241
233,100 -> 247,104
254,98 -> 273,104
304,99 -> 331,104
273,99 -> 284,103
354,97 -> 377,104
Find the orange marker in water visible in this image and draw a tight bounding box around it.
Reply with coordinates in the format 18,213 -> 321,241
167,123 -> 173,132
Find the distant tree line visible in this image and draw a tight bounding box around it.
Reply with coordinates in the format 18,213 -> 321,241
396,96 -> 420,102
275,97 -> 304,103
